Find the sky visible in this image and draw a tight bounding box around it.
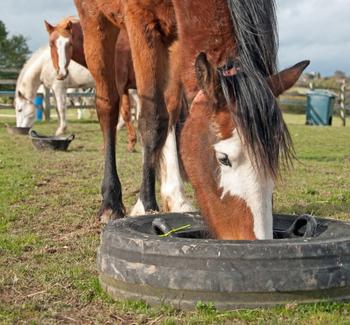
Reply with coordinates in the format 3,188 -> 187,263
1,0 -> 349,76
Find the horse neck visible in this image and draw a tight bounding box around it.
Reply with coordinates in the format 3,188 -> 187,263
16,48 -> 49,100
171,0 -> 236,101
55,61 -> 95,88
71,22 -> 87,68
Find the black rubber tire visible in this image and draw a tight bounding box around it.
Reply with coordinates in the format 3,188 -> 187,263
98,213 -> 350,310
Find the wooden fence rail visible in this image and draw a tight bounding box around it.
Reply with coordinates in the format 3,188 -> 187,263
0,68 -> 348,125
0,68 -> 21,73
279,80 -> 349,126
0,68 -> 95,113
0,79 -> 17,85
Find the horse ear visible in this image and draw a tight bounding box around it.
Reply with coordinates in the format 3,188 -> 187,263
45,20 -> 55,34
195,52 -> 213,95
64,20 -> 73,32
268,60 -> 310,97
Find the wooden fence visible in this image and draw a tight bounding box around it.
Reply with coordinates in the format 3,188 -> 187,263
1,68 -> 348,125
0,68 -> 96,115
280,80 -> 349,126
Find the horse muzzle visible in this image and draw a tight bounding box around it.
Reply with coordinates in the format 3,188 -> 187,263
56,70 -> 69,80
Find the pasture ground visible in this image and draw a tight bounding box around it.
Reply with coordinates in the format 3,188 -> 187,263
1,111 -> 350,324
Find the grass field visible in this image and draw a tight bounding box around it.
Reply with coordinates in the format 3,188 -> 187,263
1,112 -> 350,324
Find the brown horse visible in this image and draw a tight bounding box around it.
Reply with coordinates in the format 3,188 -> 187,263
74,0 -> 309,239
45,18 -> 138,152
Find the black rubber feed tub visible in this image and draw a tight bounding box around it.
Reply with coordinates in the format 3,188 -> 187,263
29,130 -> 75,151
5,124 -> 31,135
98,213 -> 350,310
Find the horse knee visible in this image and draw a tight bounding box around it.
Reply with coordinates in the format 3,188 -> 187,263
138,114 -> 168,152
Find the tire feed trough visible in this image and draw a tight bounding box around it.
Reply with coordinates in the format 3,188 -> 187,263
98,213 -> 350,309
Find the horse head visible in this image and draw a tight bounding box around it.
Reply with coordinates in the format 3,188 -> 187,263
181,53 -> 309,240
15,90 -> 36,128
45,19 -> 73,80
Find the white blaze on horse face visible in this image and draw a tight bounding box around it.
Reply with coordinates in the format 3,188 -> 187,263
56,35 -> 70,78
214,130 -> 274,240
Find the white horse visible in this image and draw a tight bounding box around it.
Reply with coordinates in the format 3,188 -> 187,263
15,46 -> 95,135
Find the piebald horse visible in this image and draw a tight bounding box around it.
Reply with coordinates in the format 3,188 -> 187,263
74,0 -> 309,240
45,18 -> 138,152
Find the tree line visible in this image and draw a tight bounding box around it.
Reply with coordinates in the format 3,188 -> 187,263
0,20 -> 30,91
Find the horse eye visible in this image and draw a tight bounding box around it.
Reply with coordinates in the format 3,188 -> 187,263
217,153 -> 232,167
18,108 -> 23,112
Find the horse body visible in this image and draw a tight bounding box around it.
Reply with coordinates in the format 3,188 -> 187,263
15,46 -> 95,135
74,0 -> 309,239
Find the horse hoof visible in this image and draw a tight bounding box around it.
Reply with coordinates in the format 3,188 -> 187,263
176,202 -> 196,213
163,197 -> 196,213
99,208 -> 124,224
55,128 -> 66,136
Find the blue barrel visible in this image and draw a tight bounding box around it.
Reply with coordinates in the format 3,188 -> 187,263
34,95 -> 44,121
306,90 -> 336,126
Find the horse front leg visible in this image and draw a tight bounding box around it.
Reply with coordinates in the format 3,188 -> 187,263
159,43 -> 195,213
120,94 -> 137,152
159,123 -> 195,212
75,6 -> 124,222
126,18 -> 170,215
51,82 -> 68,136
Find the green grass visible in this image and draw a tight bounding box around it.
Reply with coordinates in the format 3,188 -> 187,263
0,113 -> 349,324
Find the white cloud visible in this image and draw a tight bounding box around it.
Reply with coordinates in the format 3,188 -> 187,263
0,0 -> 349,76
0,0 -> 76,50
277,0 -> 350,75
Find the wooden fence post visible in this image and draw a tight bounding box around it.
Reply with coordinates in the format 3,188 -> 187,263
43,86 -> 51,121
340,80 -> 346,127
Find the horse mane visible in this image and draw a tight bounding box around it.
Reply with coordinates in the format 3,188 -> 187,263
16,46 -> 49,95
55,16 -> 79,37
221,0 -> 294,179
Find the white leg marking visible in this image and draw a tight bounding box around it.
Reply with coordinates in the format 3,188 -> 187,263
52,84 -> 67,135
128,89 -> 140,119
130,146 -> 146,216
214,130 -> 274,240
159,127 -> 195,212
77,109 -> 83,120
117,115 -> 125,130
130,198 -> 146,216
